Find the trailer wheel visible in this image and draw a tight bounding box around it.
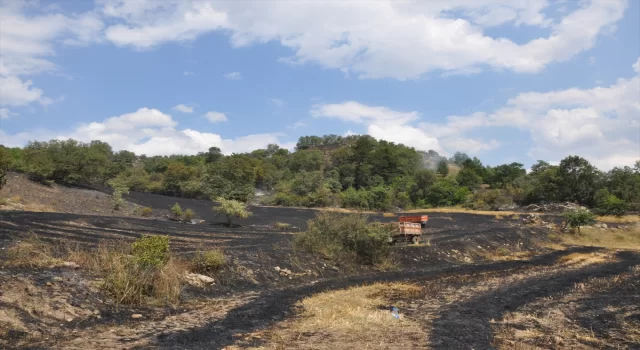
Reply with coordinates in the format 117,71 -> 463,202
411,236 -> 420,244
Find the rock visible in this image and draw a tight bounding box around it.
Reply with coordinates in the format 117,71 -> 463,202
93,310 -> 100,315
184,273 -> 215,288
601,223 -> 608,229
66,317 -> 74,323
131,314 -> 143,319
553,336 -> 564,345
46,282 -> 52,287
274,266 -> 281,272
52,276 -> 63,282
61,261 -> 80,269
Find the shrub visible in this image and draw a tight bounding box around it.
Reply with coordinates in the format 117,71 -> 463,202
2,235 -> 60,268
141,206 -> 153,217
0,198 -> 7,206
171,203 -> 183,218
131,235 -> 170,268
183,208 -> 195,221
594,189 -> 627,216
191,249 -> 226,273
294,212 -> 393,265
275,222 -> 291,230
213,197 -> 252,226
563,208 -> 596,234
108,178 -> 130,211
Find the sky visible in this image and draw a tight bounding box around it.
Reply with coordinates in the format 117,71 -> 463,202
0,0 -> 639,170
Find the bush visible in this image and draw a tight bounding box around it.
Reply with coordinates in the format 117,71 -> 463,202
191,249 -> 226,273
131,235 -> 170,268
594,189 -> 627,216
294,212 -> 393,265
563,209 -> 596,234
275,222 -> 291,230
183,208 -> 195,221
171,203 -> 183,218
108,178 -> 130,211
141,206 -> 153,217
213,197 -> 252,226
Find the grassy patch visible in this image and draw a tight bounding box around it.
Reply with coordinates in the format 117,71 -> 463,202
559,226 -> 640,250
596,215 -> 640,224
140,206 -> 153,217
253,283 -> 426,349
0,198 -> 7,205
274,222 -> 291,230
2,235 -> 61,268
191,249 -> 226,273
403,207 -> 525,216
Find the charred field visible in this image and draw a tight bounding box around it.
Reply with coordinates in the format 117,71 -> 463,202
0,182 -> 639,349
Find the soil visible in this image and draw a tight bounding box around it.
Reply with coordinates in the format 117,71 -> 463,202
1,175 -> 638,349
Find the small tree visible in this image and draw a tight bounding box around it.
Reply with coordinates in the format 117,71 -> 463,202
213,197 -> 252,226
108,178 -> 130,211
563,208 -> 596,234
171,203 -> 183,218
436,160 -> 449,177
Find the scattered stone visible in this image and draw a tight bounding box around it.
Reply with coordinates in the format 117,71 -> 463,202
184,273 -> 215,288
52,276 -> 63,282
46,282 -> 52,287
275,267 -> 292,276
61,261 -> 80,269
131,314 -> 143,319
601,223 -> 608,229
66,317 -> 74,323
554,336 -> 564,345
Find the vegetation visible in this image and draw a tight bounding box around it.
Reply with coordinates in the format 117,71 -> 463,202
295,212 -> 393,265
183,208 -> 195,221
213,197 -> 252,226
1,135 -> 638,213
191,249 -> 226,273
141,206 -> 153,217
563,209 -> 596,233
171,203 -> 183,218
131,235 -> 170,268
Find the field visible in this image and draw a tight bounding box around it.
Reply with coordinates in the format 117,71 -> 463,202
1,176 -> 638,349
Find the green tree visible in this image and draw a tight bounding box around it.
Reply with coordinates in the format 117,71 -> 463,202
436,160 -> 449,177
563,209 -> 596,234
0,147 -> 10,189
558,156 -> 600,205
213,197 -> 252,226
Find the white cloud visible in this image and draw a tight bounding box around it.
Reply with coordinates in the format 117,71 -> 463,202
203,111 -> 228,123
311,101 -> 419,125
183,71 -> 195,76
269,98 -> 284,107
0,3 -> 103,109
224,71 -> 242,80
0,107 -> 285,156
172,104 -> 194,113
588,56 -> 596,65
0,75 -> 45,106
290,121 -> 306,129
633,57 -> 640,73
0,108 -> 18,119
99,0 -> 627,79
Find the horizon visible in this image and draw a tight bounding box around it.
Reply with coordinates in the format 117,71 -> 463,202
1,0 -> 639,170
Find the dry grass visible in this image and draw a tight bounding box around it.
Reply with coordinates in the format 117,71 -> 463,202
23,204 -> 55,212
274,222 -> 291,230
383,212 -> 397,217
403,207 -> 525,216
560,226 -> 640,250
556,251 -> 612,264
595,215 -> 640,223
252,283 -> 426,349
2,235 -> 62,268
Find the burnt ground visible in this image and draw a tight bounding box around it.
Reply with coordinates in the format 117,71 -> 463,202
2,178 -> 639,349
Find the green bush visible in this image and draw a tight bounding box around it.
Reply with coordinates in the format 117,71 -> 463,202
183,208 -> 195,221
213,197 -> 252,226
563,209 -> 596,233
594,189 -> 627,216
275,222 -> 291,230
131,235 -> 170,268
294,212 -> 393,265
171,203 -> 183,218
191,250 -> 226,273
141,206 -> 153,217
108,178 -> 130,211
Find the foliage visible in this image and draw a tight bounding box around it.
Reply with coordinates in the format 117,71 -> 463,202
563,209 -> 596,233
141,206 -> 153,217
191,250 -> 226,273
213,197 -> 252,226
593,189 -> 626,216
295,212 -> 392,265
108,178 -> 130,210
171,203 -> 183,218
0,147 -> 9,190
436,160 -> 449,177
183,208 -> 195,221
131,235 -> 170,268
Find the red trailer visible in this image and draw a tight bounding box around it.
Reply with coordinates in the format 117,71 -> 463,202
399,215 -> 429,227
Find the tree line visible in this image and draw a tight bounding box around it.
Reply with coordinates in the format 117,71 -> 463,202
0,135 -> 638,215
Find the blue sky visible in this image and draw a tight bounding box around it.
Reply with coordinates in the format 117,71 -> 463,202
0,0 -> 638,169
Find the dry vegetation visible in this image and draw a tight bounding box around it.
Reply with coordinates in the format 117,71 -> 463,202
595,214 -> 640,223
560,225 -> 640,250
249,283 -> 427,350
